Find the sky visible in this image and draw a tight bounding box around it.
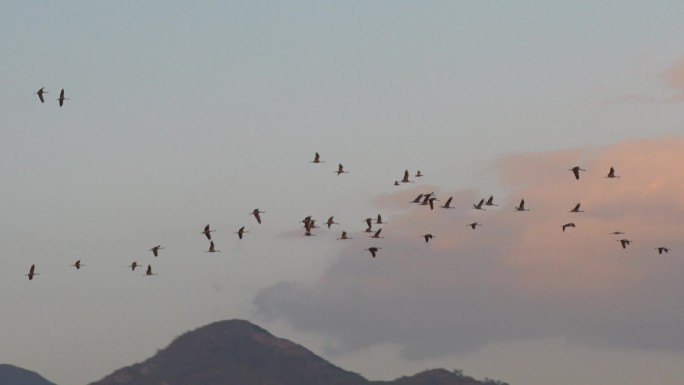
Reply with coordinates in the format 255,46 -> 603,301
1,1 -> 684,384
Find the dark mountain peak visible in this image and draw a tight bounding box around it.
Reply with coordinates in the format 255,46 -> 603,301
89,319 -> 507,385
0,364 -> 57,385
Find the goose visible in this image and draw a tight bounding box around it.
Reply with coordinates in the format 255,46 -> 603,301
205,240 -> 220,253
473,198 -> 486,210
410,193 -> 424,204
440,197 -> 455,209
422,234 -> 434,243
57,88 -> 69,107
569,166 -> 585,180
202,224 -> 215,240
149,245 -> 164,257
144,265 -> 157,276
618,239 -> 632,249
415,170 -> 423,177
250,209 -> 264,224
401,170 -> 414,183
235,226 -> 249,239
365,247 -> 381,258
26,264 -> 38,280
376,214 -> 386,224
428,197 -> 438,210
656,247 -> 670,254
128,261 -> 141,271
466,222 -> 481,230
335,164 -> 348,175
36,87 -> 48,103
337,231 -> 352,240
70,259 -> 84,270
310,152 -> 324,163
325,216 -> 338,229
609,231 -> 625,235
394,181 -> 400,186
514,199 -> 529,211
562,223 -> 576,232
485,195 -> 498,206
605,167 -> 620,178
569,203 -> 583,213
369,228 -> 384,239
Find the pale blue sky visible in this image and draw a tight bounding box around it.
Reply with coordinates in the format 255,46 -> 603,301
1,2 -> 684,385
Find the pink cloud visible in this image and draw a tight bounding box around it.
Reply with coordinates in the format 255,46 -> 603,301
254,136 -> 684,358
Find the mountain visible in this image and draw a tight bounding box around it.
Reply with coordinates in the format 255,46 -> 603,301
88,319 -> 508,385
0,364 -> 57,385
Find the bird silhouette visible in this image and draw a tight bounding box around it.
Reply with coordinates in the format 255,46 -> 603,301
57,88 -> 69,107
415,170 -> 423,177
440,197 -> 455,209
473,198 -> 486,210
335,164 -> 348,175
205,241 -> 220,253
202,224 -> 215,240
128,261 -> 141,271
485,195 -> 498,207
466,222 -> 481,230
515,199 -> 529,211
369,228 -> 384,239
605,166 -> 620,178
70,259 -> 84,270
26,264 -> 38,280
337,231 -> 352,240
562,223 -> 576,232
36,87 -> 48,103
250,209 -> 264,224
570,166 -> 585,180
422,234 -> 434,243
235,226 -> 249,239
365,247 -> 381,258
618,239 -> 632,249
401,170 -> 414,183
310,152 -> 324,163
144,265 -> 157,276
656,247 -> 670,254
150,245 -> 164,257
569,203 -> 584,213
325,216 -> 338,229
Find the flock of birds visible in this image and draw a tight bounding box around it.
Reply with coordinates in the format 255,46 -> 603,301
23,91 -> 672,281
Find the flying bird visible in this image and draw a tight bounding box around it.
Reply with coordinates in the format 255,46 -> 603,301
485,195 -> 498,207
70,259 -> 84,270
365,247 -> 381,258
440,197 -> 455,209
605,166 -> 620,178
202,224 -> 215,240
364,217 -> 373,232
128,261 -> 141,271
149,245 -> 164,257
250,209 -> 264,224
376,214 -> 386,224
36,87 -> 48,103
569,166 -> 586,180
144,265 -> 157,276
401,170 -> 414,183
205,241 -> 220,253
569,203 -> 584,213
618,239 -> 632,249
422,234 -> 435,243
562,223 -> 576,232
235,226 -> 249,239
26,264 -> 38,280
656,247 -> 670,254
369,228 -> 384,239
310,152 -> 324,163
609,231 -> 625,235
515,199 -> 529,211
428,197 -> 438,210
466,222 -> 481,230
415,170 -> 423,177
325,216 -> 338,229
394,181 -> 400,186
335,164 -> 348,175
473,199 -> 486,210
337,231 -> 352,240
410,194 -> 424,204
57,88 -> 69,107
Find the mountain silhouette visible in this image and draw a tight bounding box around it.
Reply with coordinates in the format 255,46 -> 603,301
0,364 -> 57,385
88,319 -> 508,385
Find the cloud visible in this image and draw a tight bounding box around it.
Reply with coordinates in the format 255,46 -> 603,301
664,56 -> 684,101
253,136 -> 684,360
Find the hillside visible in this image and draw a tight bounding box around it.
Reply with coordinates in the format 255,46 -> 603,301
0,364 -> 57,385
88,319 -> 508,385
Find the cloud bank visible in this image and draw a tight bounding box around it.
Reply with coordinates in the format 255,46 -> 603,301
253,136 -> 684,360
